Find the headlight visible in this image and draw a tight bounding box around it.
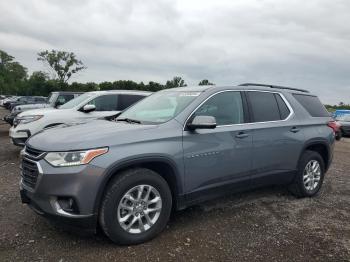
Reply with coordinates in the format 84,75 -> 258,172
17,115 -> 43,124
12,107 -> 20,112
44,148 -> 108,167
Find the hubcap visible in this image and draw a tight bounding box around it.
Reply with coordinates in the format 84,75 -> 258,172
303,160 -> 321,191
117,185 -> 162,234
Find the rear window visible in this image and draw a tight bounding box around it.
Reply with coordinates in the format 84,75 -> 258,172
293,94 -> 329,117
117,95 -> 145,111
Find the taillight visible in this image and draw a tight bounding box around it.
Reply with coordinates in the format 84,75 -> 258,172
327,121 -> 337,133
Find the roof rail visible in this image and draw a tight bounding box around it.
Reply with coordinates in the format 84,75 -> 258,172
239,83 -> 309,93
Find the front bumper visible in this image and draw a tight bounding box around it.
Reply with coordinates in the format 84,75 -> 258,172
20,187 -> 97,232
9,126 -> 31,146
19,156 -> 106,232
3,114 -> 15,125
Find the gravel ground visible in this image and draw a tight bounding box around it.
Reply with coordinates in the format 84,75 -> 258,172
0,107 -> 349,262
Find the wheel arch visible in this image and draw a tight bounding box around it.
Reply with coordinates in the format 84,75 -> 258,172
93,157 -> 183,215
301,139 -> 332,171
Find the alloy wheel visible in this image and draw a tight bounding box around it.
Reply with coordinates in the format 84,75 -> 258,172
117,185 -> 162,234
303,160 -> 321,191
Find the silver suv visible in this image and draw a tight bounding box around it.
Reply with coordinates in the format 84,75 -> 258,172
20,84 -> 335,245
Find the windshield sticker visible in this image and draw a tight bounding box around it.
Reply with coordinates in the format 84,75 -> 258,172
179,92 -> 201,97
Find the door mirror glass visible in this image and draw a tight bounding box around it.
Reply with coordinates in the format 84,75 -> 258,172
82,104 -> 96,113
187,115 -> 217,130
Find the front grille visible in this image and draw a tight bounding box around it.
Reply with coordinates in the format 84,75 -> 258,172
21,158 -> 39,189
25,146 -> 44,159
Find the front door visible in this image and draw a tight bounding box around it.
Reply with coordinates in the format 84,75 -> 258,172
183,91 -> 253,195
78,94 -> 120,120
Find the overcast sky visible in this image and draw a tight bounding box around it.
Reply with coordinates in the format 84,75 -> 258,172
0,0 -> 349,104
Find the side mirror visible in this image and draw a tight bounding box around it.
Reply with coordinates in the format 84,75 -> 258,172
82,104 -> 96,113
187,115 -> 217,130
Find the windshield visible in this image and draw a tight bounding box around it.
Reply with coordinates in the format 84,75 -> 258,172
47,93 -> 56,105
59,93 -> 94,109
118,91 -> 201,124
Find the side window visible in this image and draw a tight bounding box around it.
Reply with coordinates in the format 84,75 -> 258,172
57,94 -> 74,105
247,92 -> 280,122
293,94 -> 329,117
117,95 -> 145,111
86,95 -> 118,111
275,94 -> 291,119
63,94 -> 74,102
193,91 -> 244,125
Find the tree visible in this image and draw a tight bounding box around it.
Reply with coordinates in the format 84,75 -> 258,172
0,49 -> 27,94
37,50 -> 86,83
165,76 -> 187,89
198,79 -> 214,86
0,50 -> 14,65
147,81 -> 164,92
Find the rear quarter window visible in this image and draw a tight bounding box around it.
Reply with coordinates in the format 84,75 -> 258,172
293,94 -> 329,117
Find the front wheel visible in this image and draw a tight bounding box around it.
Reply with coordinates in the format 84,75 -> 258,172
289,150 -> 325,197
99,168 -> 172,245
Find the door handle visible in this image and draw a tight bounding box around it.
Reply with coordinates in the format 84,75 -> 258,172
235,132 -> 249,138
290,127 -> 300,133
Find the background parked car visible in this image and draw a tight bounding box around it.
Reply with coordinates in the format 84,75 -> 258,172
8,96 -> 47,111
329,119 -> 342,141
2,96 -> 22,109
336,115 -> 350,137
333,109 -> 350,118
9,90 -> 151,146
47,91 -> 84,108
13,91 -> 83,113
3,92 -> 83,125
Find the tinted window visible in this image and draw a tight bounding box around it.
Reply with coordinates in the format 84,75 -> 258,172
62,94 -> 74,102
57,94 -> 74,105
117,95 -> 145,111
275,94 -> 290,119
293,94 -> 329,117
194,91 -> 244,125
248,91 -> 280,122
87,95 -> 118,111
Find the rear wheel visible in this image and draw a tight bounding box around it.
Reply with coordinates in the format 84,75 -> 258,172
289,150 -> 325,197
335,131 -> 342,141
99,168 -> 172,245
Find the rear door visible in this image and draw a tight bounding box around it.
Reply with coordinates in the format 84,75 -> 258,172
246,91 -> 304,184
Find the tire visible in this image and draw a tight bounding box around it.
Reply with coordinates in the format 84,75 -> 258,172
289,150 -> 325,198
99,168 -> 172,245
335,131 -> 342,141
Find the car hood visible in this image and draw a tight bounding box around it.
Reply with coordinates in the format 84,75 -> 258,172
27,119 -> 158,151
18,108 -> 64,117
16,103 -> 50,109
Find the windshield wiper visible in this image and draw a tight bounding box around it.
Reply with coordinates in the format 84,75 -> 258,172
116,118 -> 141,124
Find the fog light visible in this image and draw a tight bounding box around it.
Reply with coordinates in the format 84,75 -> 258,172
57,197 -> 79,214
